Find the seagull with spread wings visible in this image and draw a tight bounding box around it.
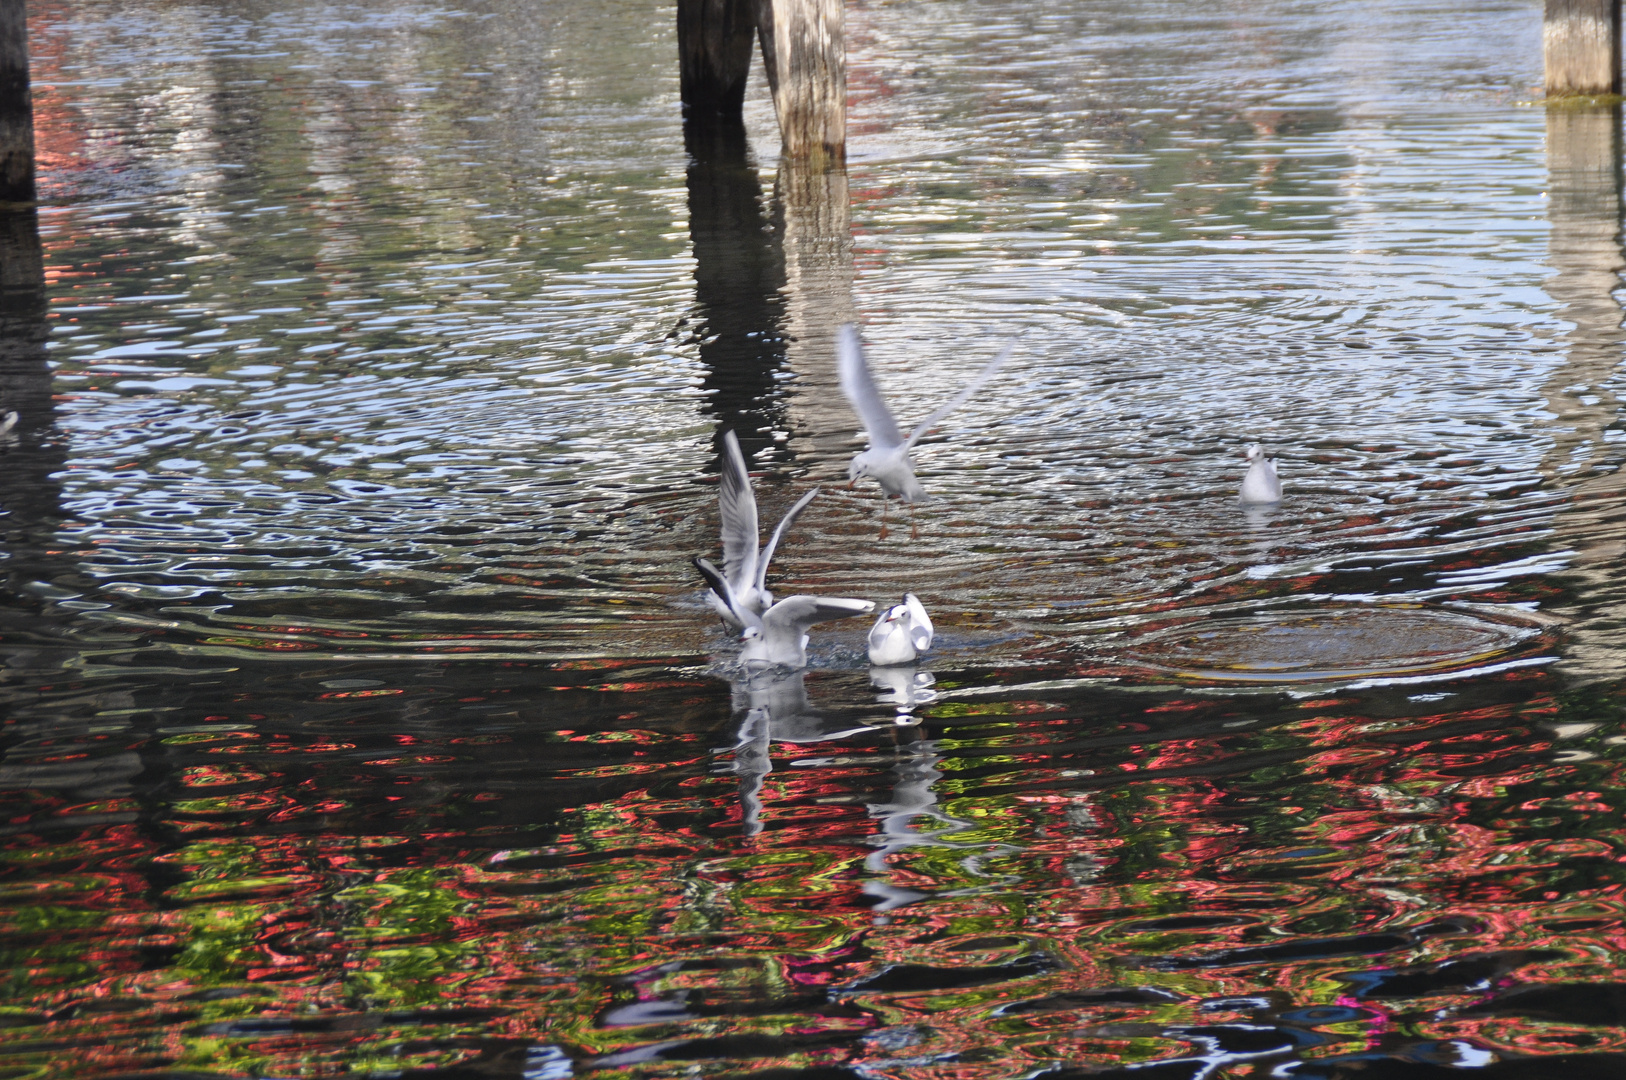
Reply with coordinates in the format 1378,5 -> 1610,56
867,593 -> 935,667
695,429 -> 818,630
836,323 -> 1018,535
693,558 -> 874,669
692,430 -> 873,668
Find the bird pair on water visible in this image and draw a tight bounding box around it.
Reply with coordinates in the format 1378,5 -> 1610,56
691,425 -> 937,671
696,323 -> 1283,671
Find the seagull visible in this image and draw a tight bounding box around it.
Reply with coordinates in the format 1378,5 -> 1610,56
836,323 -> 1018,534
693,559 -> 874,670
1239,443 -> 1281,504
867,593 -> 934,666
0,411 -> 17,437
696,429 -> 818,630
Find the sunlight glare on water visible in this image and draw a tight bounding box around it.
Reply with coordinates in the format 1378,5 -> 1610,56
4,0 -> 1626,1076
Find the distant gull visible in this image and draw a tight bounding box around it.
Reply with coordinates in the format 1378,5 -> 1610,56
693,558 -> 873,669
697,429 -> 818,630
867,593 -> 935,667
837,323 -> 1018,533
1240,442 -> 1281,504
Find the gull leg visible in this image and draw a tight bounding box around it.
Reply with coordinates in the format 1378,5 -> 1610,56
909,500 -> 918,541
878,495 -> 889,540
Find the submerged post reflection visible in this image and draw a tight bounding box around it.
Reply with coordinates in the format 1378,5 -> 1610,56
1540,105 -> 1626,680
0,209 -> 132,796
776,157 -> 859,464
684,116 -> 789,465
0,206 -> 63,589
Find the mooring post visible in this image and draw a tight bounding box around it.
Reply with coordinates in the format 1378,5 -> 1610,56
0,0 -> 34,203
755,0 -> 845,163
1545,0 -> 1622,96
678,0 -> 757,119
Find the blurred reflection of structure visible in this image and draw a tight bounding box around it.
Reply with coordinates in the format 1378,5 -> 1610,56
685,116 -> 790,465
1540,105 -> 1626,681
0,210 -> 137,797
777,158 -> 860,465
684,118 -> 861,469
0,206 -> 61,583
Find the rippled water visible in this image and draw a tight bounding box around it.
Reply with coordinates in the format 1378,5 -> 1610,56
5,0 -> 1626,1075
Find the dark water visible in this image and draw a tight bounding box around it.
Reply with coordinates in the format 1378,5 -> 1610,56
4,0 -> 1626,1076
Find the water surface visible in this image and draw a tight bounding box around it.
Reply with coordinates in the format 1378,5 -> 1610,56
5,0 -> 1626,1076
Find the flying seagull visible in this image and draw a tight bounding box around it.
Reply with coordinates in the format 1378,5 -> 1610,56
836,323 -> 1018,534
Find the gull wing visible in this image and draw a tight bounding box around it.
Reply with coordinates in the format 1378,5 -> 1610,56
763,595 -> 875,634
837,323 -> 905,451
693,556 -> 739,617
904,337 -> 1021,450
903,592 -> 934,652
868,605 -> 901,651
755,487 -> 819,595
718,430 -> 760,592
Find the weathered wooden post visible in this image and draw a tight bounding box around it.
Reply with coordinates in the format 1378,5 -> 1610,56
1539,104 -> 1626,677
0,0 -> 34,203
755,0 -> 845,163
1545,0 -> 1622,96
678,0 -> 757,119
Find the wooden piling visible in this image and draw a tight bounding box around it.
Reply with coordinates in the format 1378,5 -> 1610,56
755,0 -> 845,163
678,0 -> 757,119
0,0 -> 33,203
1545,0 -> 1621,97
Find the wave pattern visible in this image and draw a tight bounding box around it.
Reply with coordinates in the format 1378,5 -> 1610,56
3,0 -> 1626,1075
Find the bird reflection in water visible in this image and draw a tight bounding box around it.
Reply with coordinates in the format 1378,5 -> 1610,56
719,665 -> 1016,919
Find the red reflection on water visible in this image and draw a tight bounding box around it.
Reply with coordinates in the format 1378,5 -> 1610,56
0,664 -> 1623,1077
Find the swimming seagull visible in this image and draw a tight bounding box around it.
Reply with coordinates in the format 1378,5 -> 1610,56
0,411 -> 17,438
867,592 -> 934,666
1239,442 -> 1282,504
836,323 -> 1019,534
693,558 -> 873,669
697,429 -> 819,630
